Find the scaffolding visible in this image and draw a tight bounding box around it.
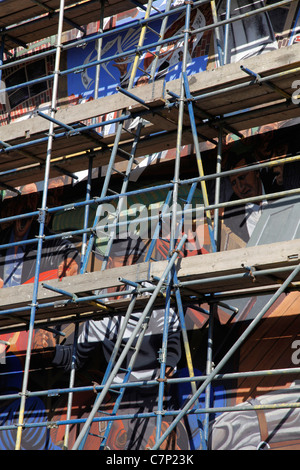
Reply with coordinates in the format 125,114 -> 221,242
0,0 -> 300,451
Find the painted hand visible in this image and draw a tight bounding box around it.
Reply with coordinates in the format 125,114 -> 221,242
33,330 -> 56,350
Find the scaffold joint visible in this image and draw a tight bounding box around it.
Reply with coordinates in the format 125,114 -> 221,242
242,264 -> 256,282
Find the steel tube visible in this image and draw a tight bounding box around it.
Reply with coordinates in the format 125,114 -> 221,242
71,234 -> 187,450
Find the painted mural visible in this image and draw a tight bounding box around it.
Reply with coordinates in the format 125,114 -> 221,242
1,0 -> 300,130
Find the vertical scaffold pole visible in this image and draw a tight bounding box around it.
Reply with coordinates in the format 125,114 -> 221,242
182,71 -> 216,252
80,154 -> 94,270
128,0 -> 154,89
94,0 -> 105,100
0,34 -> 5,110
14,0 -> 66,450
210,0 -> 223,65
213,126 -> 223,249
203,301 -> 215,443
223,0 -> 231,65
63,322 -> 79,449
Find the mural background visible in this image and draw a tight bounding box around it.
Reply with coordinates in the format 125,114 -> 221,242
0,0 -> 300,450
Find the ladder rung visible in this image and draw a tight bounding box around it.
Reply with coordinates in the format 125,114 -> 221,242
150,5 -> 162,13
120,343 -> 136,352
137,67 -> 151,77
117,149 -> 139,165
122,127 -> 136,136
112,166 -> 126,176
108,388 -> 122,395
145,49 -> 158,58
106,211 -> 118,218
117,149 -> 132,158
107,188 -> 119,195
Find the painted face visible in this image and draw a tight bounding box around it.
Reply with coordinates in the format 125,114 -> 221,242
229,158 -> 262,200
